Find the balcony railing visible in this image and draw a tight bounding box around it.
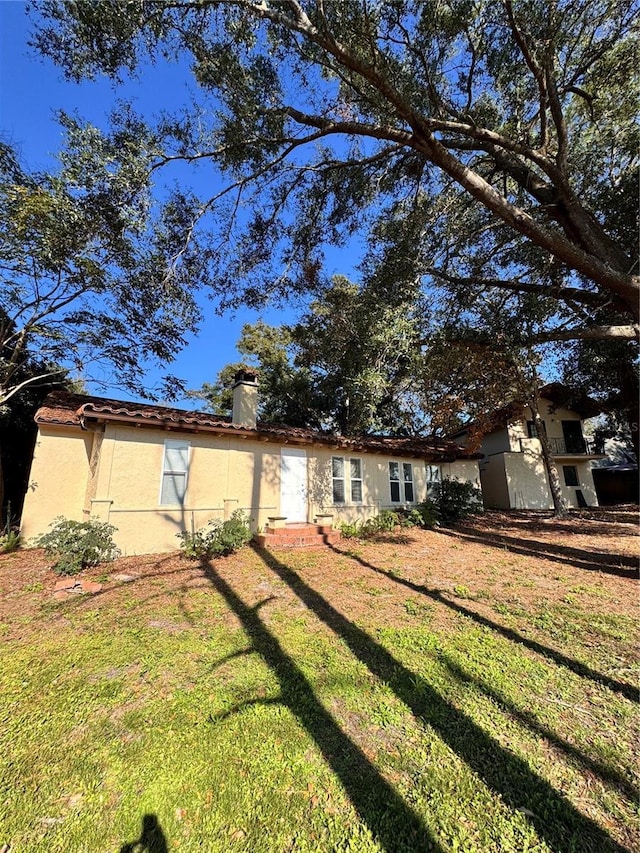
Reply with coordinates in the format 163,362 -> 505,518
548,436 -> 598,455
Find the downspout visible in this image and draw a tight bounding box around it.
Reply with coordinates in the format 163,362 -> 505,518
82,423 -> 105,517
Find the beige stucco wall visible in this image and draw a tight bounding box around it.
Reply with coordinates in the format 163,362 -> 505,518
309,454 -> 480,522
441,459 -> 480,485
309,449 -> 429,522
478,455 -> 510,509
508,402 -> 583,450
21,426 -> 94,542
21,423 -> 482,555
503,453 -> 598,510
477,398 -> 599,510
479,427 -> 513,455
89,425 -> 282,553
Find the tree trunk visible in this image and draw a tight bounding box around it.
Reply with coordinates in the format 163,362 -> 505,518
531,396 -> 567,517
0,438 -> 5,530
620,365 -> 640,465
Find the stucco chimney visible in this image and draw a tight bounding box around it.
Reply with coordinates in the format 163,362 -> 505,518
232,369 -> 258,428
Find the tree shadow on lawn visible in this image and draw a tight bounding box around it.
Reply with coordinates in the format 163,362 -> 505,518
198,559 -> 443,853
484,510 -> 639,536
241,546 -> 629,853
440,525 -> 638,579
326,542 -> 638,704
439,652 -> 638,804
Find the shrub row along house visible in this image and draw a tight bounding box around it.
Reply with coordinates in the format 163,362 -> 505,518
21,371 -> 480,554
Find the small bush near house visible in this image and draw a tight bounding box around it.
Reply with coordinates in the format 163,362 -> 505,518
419,479 -> 483,528
1,503 -> 22,552
178,510 -> 252,559
36,517 -> 120,575
361,510 -> 400,535
339,509 -> 424,540
416,500 -> 441,529
0,529 -> 22,553
338,520 -> 362,539
398,508 -> 425,528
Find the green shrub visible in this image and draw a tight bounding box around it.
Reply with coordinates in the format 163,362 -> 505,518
0,529 -> 22,553
340,510 -> 409,540
360,510 -> 401,536
398,508 -> 425,528
416,499 -> 441,529
1,502 -> 22,553
423,479 -> 483,527
36,517 -> 120,575
178,510 -> 252,559
338,520 -> 362,539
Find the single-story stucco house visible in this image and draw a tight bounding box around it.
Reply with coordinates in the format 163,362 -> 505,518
453,384 -> 605,510
21,371 -> 481,554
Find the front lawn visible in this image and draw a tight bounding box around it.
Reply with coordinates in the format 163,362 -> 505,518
0,512 -> 637,852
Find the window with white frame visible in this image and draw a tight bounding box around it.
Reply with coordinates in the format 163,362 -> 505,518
332,456 -> 346,503
426,464 -> 441,496
160,439 -> 190,506
389,461 -> 401,501
389,461 -> 415,503
350,458 -> 363,502
332,456 -> 363,504
403,462 -> 414,502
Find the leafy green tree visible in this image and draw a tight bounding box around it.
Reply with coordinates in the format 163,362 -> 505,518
193,276 -> 423,434
189,320 -> 320,427
290,276 -> 424,433
32,0 -> 639,344
559,329 -> 639,461
421,288 -> 573,514
0,134 -> 206,405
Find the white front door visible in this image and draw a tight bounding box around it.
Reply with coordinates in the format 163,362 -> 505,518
280,448 -> 308,522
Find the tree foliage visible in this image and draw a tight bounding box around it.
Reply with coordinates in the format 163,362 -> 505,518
31,0 -> 639,345
193,276 -> 423,434
559,328 -> 639,461
0,135 -> 206,405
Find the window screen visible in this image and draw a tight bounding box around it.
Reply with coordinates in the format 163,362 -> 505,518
389,461 -> 401,502
160,440 -> 189,505
332,457 -> 345,503
403,463 -> 414,502
350,458 -> 363,502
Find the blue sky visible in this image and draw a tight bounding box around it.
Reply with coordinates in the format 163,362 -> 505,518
0,1 -> 358,405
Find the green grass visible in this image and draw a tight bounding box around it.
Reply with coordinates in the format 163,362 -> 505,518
0,547 -> 637,853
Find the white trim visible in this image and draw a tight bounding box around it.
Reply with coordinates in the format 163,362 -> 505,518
280,447 -> 308,522
389,460 -> 415,503
349,457 -> 363,503
332,455 -> 346,504
332,455 -> 363,505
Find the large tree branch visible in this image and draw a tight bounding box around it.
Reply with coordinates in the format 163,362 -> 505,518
409,130 -> 639,314
428,324 -> 639,353
241,2 -> 638,312
532,324 -> 640,343
426,269 -> 611,308
0,369 -> 66,407
504,0 -> 548,149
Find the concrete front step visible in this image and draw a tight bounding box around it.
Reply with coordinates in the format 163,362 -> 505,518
256,523 -> 341,549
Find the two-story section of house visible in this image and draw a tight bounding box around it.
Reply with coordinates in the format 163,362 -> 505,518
454,384 -> 605,510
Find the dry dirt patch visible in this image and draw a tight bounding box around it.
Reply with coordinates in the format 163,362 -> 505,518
1,510 -> 636,637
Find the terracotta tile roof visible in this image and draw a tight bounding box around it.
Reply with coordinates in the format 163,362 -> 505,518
35,391 -> 478,461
